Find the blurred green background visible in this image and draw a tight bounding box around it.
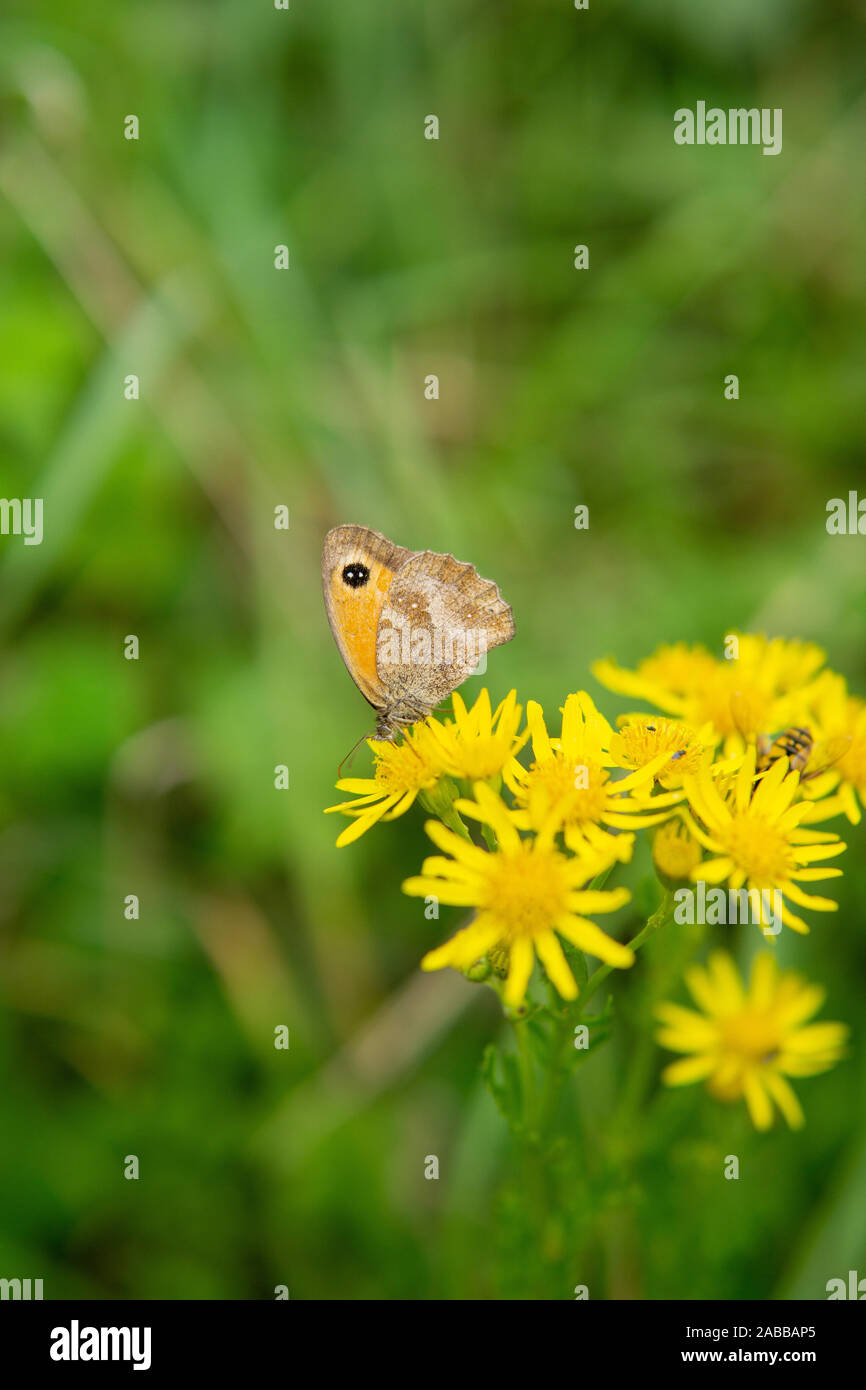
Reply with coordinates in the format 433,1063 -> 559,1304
1,0 -> 865,1300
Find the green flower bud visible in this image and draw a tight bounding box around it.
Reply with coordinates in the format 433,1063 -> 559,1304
464,958 -> 492,983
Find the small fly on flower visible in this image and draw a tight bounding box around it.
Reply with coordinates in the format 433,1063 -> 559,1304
752,726 -> 852,794
730,691 -> 851,797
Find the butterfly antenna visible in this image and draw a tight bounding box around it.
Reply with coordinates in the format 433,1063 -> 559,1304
337,730 -> 374,780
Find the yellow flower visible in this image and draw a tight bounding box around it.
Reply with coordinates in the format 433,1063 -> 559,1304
681,749 -> 846,934
505,694 -> 679,864
800,672 -> 866,825
324,722 -> 448,846
402,783 -> 634,1006
657,952 -> 848,1130
424,688 -> 528,782
594,635 -> 827,750
609,714 -> 715,789
594,641 -> 718,709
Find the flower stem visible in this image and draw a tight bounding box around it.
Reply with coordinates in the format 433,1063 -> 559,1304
577,888 -> 676,1014
537,1009 -> 576,1135
612,912 -> 705,1143
513,1015 -> 539,1137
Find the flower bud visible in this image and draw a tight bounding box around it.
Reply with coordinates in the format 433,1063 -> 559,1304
464,958 -> 492,983
652,819 -> 702,886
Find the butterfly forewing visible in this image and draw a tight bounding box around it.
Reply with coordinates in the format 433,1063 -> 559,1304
321,525 -> 410,709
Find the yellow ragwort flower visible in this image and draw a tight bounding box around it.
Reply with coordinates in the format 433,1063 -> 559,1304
800,672 -> 866,825
402,783 -> 634,1006
423,688 -> 528,782
594,641 -> 718,710
505,693 -> 679,866
324,721 -> 448,846
657,952 -> 848,1130
609,714 -> 715,789
681,749 -> 846,934
594,635 -> 827,751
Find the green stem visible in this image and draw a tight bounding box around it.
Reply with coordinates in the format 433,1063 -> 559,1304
512,1016 -> 551,1260
613,911 -> 705,1142
577,888 -> 676,1015
513,1016 -> 539,1136
587,864 -> 615,891
536,891 -> 677,1140
537,1009 -> 576,1135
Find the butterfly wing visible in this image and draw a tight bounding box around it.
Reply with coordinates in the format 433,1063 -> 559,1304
376,549 -> 515,715
322,525 -> 412,710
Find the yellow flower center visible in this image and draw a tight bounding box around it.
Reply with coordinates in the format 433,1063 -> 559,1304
718,1010 -> 782,1066
717,814 -> 793,885
615,717 -> 703,786
523,753 -> 610,827
373,740 -> 442,793
482,842 -> 570,940
705,1009 -> 785,1101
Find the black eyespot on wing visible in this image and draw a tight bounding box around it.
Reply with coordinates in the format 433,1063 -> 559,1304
342,561 -> 370,589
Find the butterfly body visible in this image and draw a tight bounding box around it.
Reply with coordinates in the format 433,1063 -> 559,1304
322,524 -> 515,739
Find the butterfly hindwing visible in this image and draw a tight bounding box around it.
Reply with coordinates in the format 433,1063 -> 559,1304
376,549 -> 514,713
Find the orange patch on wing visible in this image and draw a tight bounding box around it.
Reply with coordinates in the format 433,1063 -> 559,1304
328,560 -> 395,702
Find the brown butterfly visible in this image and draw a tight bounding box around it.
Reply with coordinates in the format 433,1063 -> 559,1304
322,524 -> 515,740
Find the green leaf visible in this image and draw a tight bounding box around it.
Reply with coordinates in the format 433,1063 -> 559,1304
481,1043 -> 524,1132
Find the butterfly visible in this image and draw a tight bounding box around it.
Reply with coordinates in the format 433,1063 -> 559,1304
322,524 -> 515,740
